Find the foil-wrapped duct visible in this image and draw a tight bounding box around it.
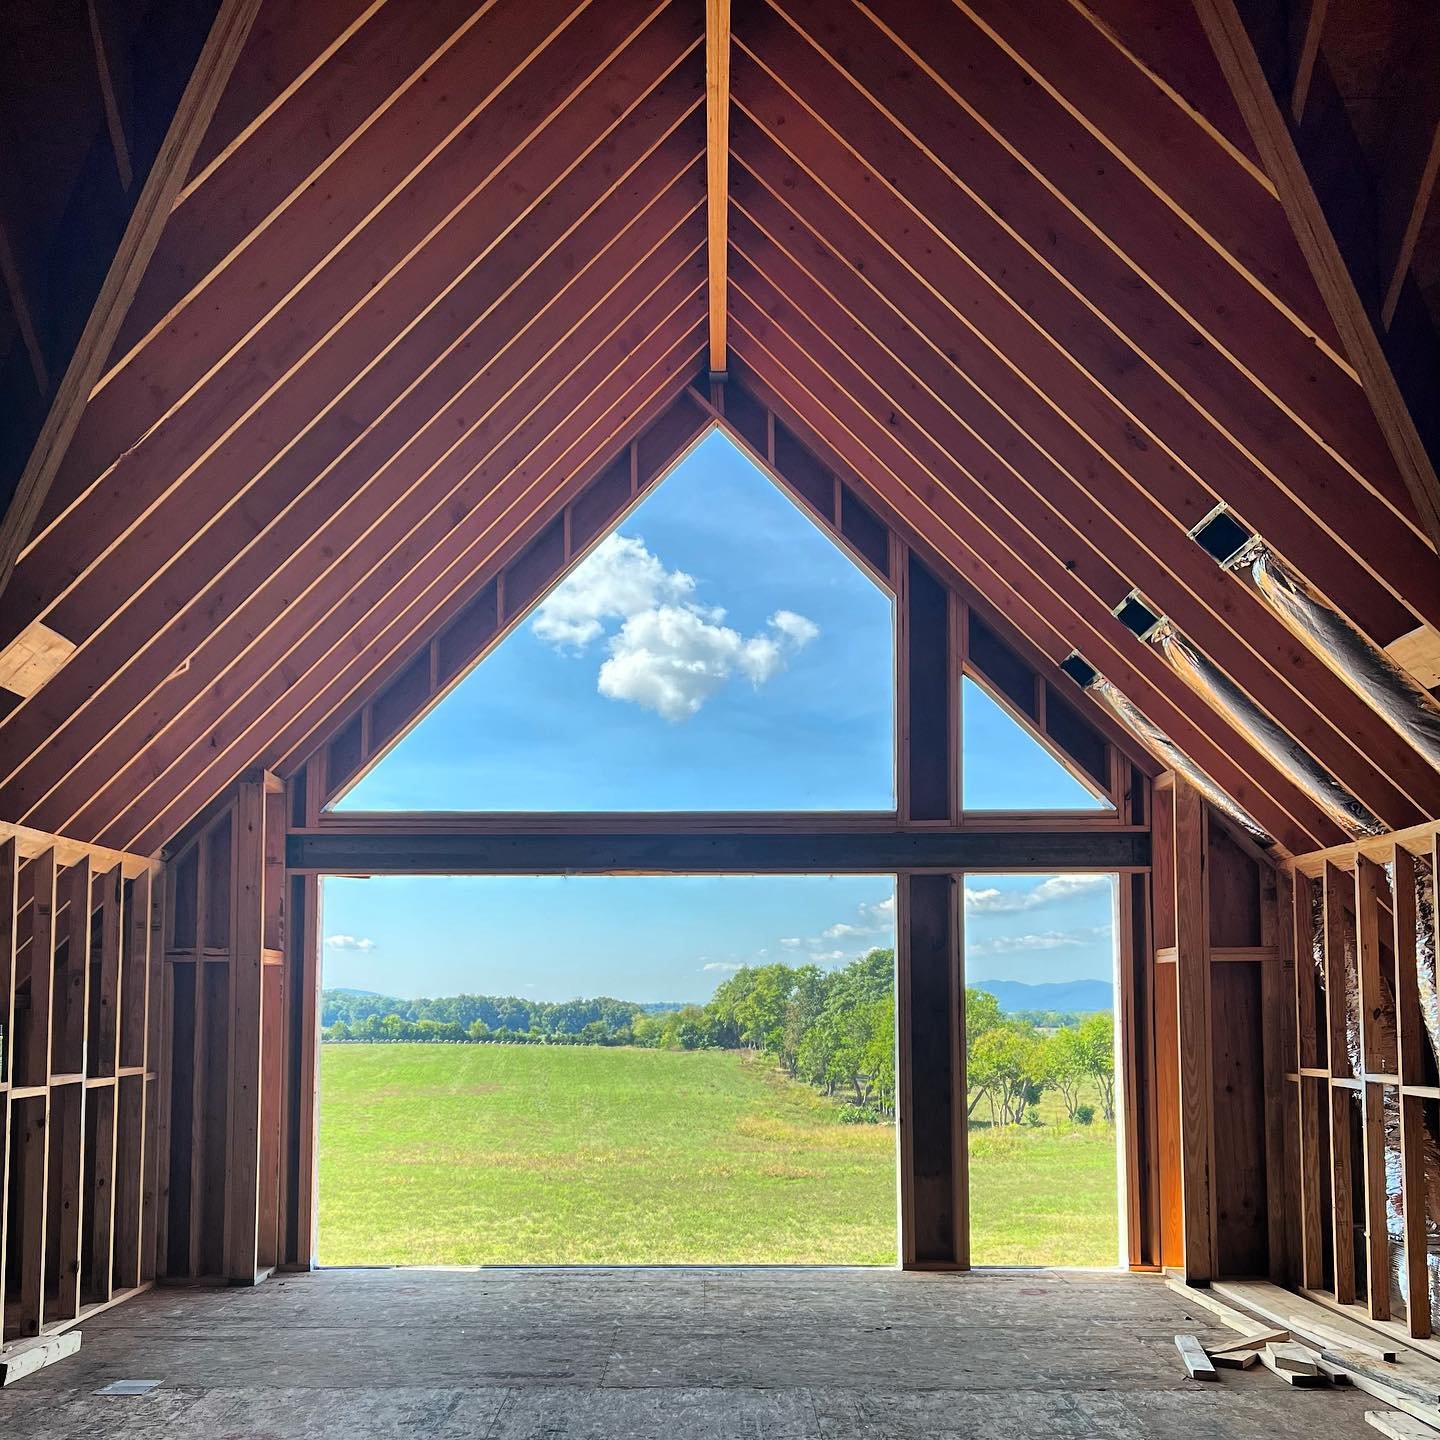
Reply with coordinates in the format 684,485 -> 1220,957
1084,675 -> 1273,846
1231,544 -> 1440,776
1149,620 -> 1386,838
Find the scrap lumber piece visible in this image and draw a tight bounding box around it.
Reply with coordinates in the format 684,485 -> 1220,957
1258,1347 -> 1327,1387
1213,1349 -> 1260,1370
1367,1411 -> 1440,1439
1185,1279 -> 1440,1424
1210,1281 -> 1440,1406
1318,1359 -> 1355,1385
0,1331 -> 81,1386
1175,1334 -> 1219,1380
1210,1328 -> 1288,1354
1267,1341 -> 1320,1376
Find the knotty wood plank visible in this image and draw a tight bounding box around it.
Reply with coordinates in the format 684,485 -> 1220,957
0,838 -> 16,1090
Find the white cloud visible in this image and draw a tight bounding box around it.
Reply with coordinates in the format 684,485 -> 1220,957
532,533 -> 694,649
532,532 -> 818,722
703,961 -> 743,973
812,893 -> 896,946
969,925 -> 1111,957
963,874 -> 1112,914
599,604 -> 818,722
325,934 -> 376,952
780,937 -> 802,948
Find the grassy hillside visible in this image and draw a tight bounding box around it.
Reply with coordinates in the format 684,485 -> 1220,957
317,1044 -> 1116,1267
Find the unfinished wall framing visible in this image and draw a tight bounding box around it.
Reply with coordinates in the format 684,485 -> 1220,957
158,773 -> 289,1284
0,824 -> 163,1343
1148,774 -> 1288,1284
1275,820 -> 1440,1348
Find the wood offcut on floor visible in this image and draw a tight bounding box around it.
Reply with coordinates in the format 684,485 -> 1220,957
0,1268 -> 1388,1438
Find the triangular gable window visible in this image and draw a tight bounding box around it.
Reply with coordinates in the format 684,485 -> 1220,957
335,430 -> 897,811
962,676 -> 1114,812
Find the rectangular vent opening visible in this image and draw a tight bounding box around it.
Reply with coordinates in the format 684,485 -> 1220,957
1059,652 -> 1097,688
1113,593 -> 1162,641
1190,506 -> 1254,566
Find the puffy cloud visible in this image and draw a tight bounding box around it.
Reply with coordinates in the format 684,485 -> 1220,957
780,937 -> 802,948
703,961 -> 743,973
968,925 -> 1111,957
598,604 -> 818,723
964,874 -> 1112,914
325,934 -> 376,952
532,534 -> 694,649
532,533 -> 818,722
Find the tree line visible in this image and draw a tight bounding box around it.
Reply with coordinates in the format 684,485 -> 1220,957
321,951 -> 1114,1125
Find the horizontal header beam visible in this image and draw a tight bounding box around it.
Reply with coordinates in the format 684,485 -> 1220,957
286,824 -> 1149,876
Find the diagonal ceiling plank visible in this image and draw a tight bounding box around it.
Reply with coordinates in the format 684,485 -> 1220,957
0,2 -> 702,664
727,235 -> 1439,829
726,297 -> 1346,852
0,123 -> 706,818
44,248 -> 707,842
727,113 -> 1418,650
730,35 -> 1437,642
6,217 -> 707,834
119,324 -> 708,856
0,0 -> 261,604
705,0 -> 731,374
726,208 -> 1440,827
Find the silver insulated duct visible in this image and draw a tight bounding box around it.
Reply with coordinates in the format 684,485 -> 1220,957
1230,542 -> 1440,777
1147,620 -> 1386,838
1080,672 -> 1274,847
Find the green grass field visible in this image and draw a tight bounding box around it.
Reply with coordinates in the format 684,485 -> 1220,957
317,1044 -> 1118,1267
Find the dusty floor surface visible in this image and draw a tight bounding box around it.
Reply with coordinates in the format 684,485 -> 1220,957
0,1266 -> 1386,1437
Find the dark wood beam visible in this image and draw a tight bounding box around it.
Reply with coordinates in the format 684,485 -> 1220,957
284,823 -> 1151,876
897,871 -> 966,1268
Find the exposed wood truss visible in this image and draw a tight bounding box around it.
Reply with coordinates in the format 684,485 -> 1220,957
0,0 -> 1434,869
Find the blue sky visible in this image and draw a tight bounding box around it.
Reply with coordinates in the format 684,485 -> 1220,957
323,431 -> 1116,1001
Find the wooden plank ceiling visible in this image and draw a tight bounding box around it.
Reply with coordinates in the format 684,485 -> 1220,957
0,0 -> 1437,860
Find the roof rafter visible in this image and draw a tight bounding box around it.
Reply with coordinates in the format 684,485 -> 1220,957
705,0 -> 731,374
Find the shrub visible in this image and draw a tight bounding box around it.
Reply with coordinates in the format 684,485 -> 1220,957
1075,1104 -> 1096,1126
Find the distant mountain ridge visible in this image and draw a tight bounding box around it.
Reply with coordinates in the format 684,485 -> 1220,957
970,977 -> 1112,1014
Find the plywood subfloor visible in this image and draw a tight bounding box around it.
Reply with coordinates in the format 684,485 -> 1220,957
0,1267 -> 1384,1437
